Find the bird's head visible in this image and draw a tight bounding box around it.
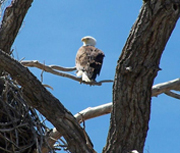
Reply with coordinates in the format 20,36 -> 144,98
81,36 -> 96,47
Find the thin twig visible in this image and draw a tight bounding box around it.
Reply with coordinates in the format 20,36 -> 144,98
0,123 -> 29,132
0,146 -> 12,153
40,61 -> 45,83
49,65 -> 76,72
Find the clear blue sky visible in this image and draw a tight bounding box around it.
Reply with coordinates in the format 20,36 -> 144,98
11,0 -> 180,152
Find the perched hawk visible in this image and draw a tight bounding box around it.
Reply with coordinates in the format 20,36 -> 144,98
75,36 -> 105,82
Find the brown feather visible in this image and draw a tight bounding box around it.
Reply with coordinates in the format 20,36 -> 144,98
76,46 -> 105,81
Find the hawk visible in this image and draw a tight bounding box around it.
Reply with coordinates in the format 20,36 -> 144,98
75,36 -> 105,82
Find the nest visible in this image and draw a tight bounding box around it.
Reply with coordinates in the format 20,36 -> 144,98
0,74 -> 53,153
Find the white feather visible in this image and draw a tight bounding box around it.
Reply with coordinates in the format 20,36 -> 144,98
82,72 -> 91,82
76,70 -> 83,77
76,70 -> 91,82
130,150 -> 139,153
81,36 -> 96,47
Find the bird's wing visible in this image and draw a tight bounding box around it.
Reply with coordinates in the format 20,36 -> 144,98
76,46 -> 104,81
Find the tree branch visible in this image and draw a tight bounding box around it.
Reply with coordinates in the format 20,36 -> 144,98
0,0 -> 34,104
152,78 -> 180,96
74,102 -> 112,123
74,78 -> 180,122
0,49 -> 95,153
164,91 -> 180,100
0,0 -> 33,53
21,60 -> 76,72
21,60 -> 114,86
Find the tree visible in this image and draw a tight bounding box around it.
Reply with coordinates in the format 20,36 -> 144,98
0,0 -> 180,153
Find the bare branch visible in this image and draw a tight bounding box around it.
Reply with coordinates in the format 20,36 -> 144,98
21,60 -> 114,86
21,60 -> 76,72
164,91 -> 180,100
152,78 -> 180,97
43,84 -> 54,90
49,65 -> 76,72
74,102 -> 112,124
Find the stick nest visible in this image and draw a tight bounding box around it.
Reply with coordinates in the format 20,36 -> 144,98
0,74 -> 53,153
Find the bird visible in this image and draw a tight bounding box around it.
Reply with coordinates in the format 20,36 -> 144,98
75,36 -> 105,82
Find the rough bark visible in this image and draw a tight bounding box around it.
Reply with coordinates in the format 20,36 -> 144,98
0,50 -> 95,153
0,0 -> 33,104
0,0 -> 33,53
103,0 -> 180,153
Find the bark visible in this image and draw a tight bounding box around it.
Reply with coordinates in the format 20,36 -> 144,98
0,0 -> 33,102
0,50 -> 95,153
103,0 -> 180,153
0,0 -> 33,53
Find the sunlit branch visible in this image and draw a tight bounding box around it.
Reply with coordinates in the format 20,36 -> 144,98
21,60 -> 114,86
74,102 -> 112,123
152,78 -> 180,96
21,60 -> 76,72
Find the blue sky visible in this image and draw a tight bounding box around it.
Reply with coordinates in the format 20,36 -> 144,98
11,0 -> 180,153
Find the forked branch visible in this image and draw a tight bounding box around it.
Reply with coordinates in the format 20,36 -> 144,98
21,60 -> 114,86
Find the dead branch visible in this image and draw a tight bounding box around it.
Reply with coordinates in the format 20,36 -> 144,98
74,102 -> 112,124
49,65 -> 76,72
21,60 -> 76,72
164,91 -> 180,100
152,78 -> 180,97
21,60 -> 114,86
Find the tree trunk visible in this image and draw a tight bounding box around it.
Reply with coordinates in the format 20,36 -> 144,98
103,0 -> 180,153
0,0 -> 33,53
0,0 -> 33,96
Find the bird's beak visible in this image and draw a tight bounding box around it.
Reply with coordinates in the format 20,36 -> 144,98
81,38 -> 86,42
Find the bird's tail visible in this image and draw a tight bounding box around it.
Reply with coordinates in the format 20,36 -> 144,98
76,70 -> 91,82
